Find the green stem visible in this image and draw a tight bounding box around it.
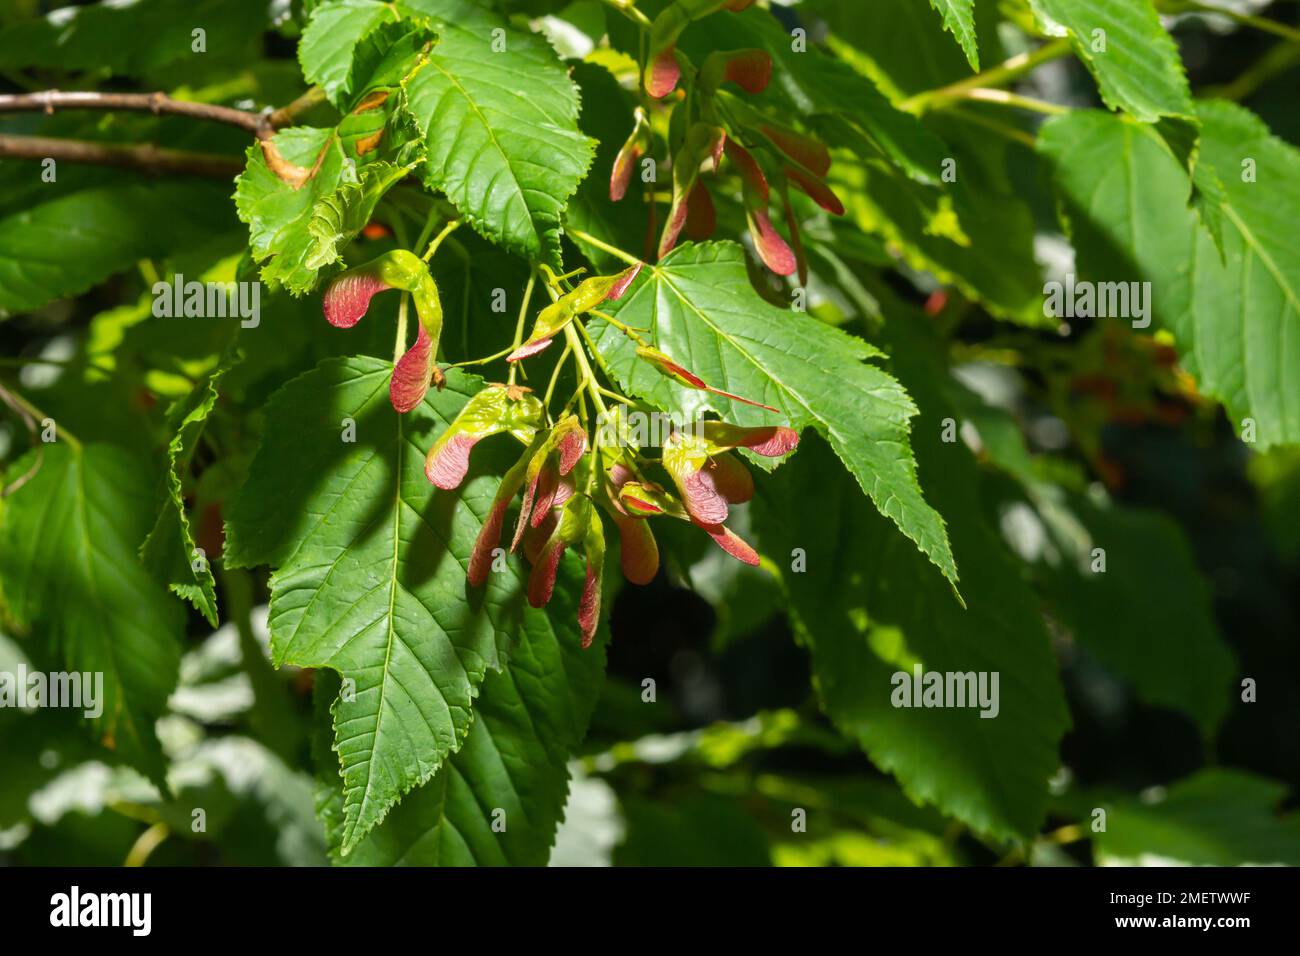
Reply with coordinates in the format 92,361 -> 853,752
421,218 -> 462,262
964,88 -> 1070,115
599,0 -> 652,29
902,38 -> 1073,113
565,323 -> 609,421
589,307 -> 651,347
948,107 -> 1038,148
446,345 -> 517,368
509,272 -> 537,387
124,822 -> 169,867
566,227 -> 645,268
543,340 -> 574,411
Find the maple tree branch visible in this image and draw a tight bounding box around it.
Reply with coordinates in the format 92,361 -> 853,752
0,86 -> 328,180
0,133 -> 243,178
0,89 -> 274,137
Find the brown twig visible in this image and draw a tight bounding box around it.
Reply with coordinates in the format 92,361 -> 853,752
0,86 -> 329,181
0,133 -> 244,178
0,89 -> 274,137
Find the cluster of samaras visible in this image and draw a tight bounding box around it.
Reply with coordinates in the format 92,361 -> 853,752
322,252 -> 796,646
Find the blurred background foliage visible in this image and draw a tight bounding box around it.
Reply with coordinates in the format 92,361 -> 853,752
0,0 -> 1298,866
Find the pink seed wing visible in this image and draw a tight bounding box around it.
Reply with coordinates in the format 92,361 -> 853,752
424,432 -> 478,490
527,539 -> 566,608
556,428 -> 587,475
682,466 -> 730,526
723,50 -> 772,94
748,204 -> 797,277
610,143 -> 641,202
763,126 -> 832,177
787,166 -> 845,216
523,510 -> 557,566
745,426 -> 800,457
578,558 -> 602,648
702,522 -> 760,566
615,514 -> 659,586
659,191 -> 691,259
604,262 -> 644,302
323,272 -> 390,328
389,324 -> 434,413
646,45 -> 680,99
468,499 -> 509,588
685,183 -> 717,242
708,453 -> 755,504
507,337 -> 553,362
532,467 -> 560,527
511,469 -> 543,552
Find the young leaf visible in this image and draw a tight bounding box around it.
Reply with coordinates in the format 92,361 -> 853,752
589,241 -> 959,592
224,358 -> 541,853
235,127 -> 349,295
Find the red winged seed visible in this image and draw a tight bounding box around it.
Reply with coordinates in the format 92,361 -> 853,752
323,271 -> 390,328
424,433 -> 479,490
389,324 -> 435,413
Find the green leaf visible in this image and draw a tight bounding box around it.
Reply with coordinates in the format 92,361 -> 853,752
319,560 -> 607,865
1033,495 -> 1236,735
397,0 -> 596,265
224,358 -> 536,853
1028,0 -> 1194,123
1093,769 -> 1300,866
299,0 -> 401,105
306,161 -> 412,271
234,128 -> 347,294
929,0 -> 980,70
754,321 -> 1069,842
139,359 -> 234,627
0,443 -> 184,784
1038,104 -> 1300,448
590,241 -> 959,592
0,182 -> 237,315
